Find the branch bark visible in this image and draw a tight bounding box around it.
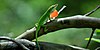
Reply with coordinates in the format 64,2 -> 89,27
0,40 -> 89,50
15,15 -> 100,41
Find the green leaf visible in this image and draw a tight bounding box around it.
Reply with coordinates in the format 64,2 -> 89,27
96,29 -> 100,33
85,38 -> 90,40
95,29 -> 100,36
85,38 -> 100,43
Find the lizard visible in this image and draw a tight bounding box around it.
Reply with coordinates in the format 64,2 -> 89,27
35,4 -> 58,50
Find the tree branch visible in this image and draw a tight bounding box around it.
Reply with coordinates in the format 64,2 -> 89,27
15,15 -> 100,41
0,40 -> 88,50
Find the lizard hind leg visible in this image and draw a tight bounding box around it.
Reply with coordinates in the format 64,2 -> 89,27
44,27 -> 48,32
41,25 -> 48,33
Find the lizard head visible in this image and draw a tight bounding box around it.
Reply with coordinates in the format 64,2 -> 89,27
49,4 -> 58,19
49,4 -> 58,13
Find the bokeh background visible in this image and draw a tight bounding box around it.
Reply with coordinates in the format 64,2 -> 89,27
0,0 -> 100,50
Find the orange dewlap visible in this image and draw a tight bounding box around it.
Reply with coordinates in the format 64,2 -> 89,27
50,10 -> 58,19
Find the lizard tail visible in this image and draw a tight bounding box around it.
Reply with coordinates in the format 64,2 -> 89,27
36,26 -> 41,50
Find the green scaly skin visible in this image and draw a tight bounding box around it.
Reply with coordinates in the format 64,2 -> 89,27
35,4 -> 58,50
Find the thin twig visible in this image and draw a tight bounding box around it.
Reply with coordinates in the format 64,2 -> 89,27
58,5 -> 66,14
84,5 -> 100,16
86,28 -> 95,48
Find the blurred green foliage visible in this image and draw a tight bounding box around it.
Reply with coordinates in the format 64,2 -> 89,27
85,38 -> 100,43
0,0 -> 100,50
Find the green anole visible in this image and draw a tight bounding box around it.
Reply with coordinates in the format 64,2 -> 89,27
35,4 -> 58,50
